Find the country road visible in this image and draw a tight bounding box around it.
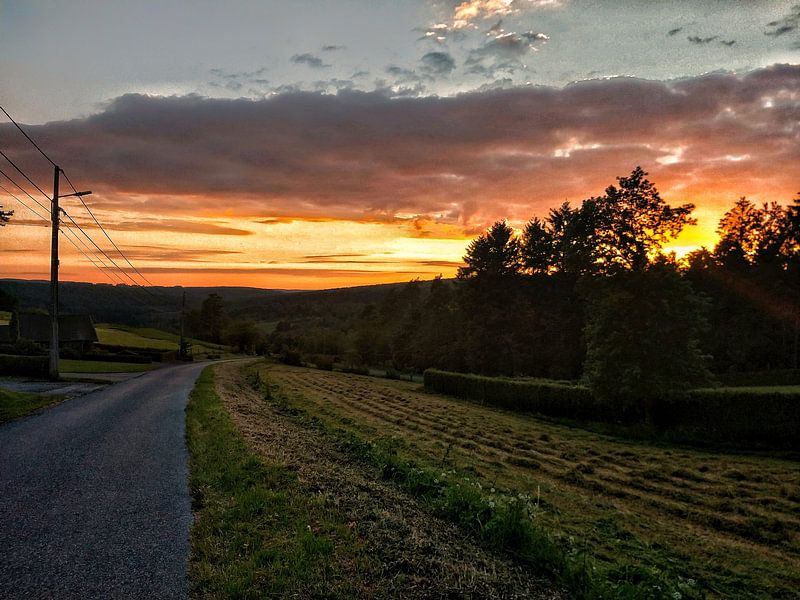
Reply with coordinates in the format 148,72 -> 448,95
0,361 -> 209,599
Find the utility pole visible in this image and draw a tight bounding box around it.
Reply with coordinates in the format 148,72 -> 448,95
48,168 -> 92,380
49,166 -> 60,380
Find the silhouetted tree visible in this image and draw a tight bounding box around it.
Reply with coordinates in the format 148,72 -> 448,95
583,260 -> 711,412
0,205 -> 12,227
521,168 -> 694,275
225,320 -> 262,354
458,220 -> 521,280
200,293 -> 225,344
594,166 -> 696,272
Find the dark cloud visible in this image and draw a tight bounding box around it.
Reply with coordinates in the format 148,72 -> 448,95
290,53 -> 330,69
466,31 -> 549,77
208,67 -> 270,92
765,5 -> 800,36
321,44 -> 345,52
667,27 -> 683,36
3,65 -> 797,231
720,39 -> 736,46
420,52 -> 456,76
687,35 -> 718,44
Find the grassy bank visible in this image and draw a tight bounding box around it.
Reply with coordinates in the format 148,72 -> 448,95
259,362 -> 800,600
0,388 -> 62,423
185,366 -> 376,598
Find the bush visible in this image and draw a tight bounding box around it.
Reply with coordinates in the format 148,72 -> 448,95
656,388 -> 800,449
279,349 -> 302,366
0,354 -> 49,377
715,369 -> 800,387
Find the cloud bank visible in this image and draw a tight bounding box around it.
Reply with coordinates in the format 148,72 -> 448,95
3,64 -> 798,235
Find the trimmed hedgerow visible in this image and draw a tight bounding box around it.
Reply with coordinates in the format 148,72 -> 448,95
424,369 -> 800,450
423,369 -> 602,419
658,388 -> 800,449
0,354 -> 48,377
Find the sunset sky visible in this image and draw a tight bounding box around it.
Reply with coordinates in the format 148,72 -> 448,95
1,0 -> 799,289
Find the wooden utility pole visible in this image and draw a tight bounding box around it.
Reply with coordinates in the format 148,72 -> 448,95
49,165 -> 60,380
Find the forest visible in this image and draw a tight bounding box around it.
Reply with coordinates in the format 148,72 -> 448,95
264,167 -> 800,398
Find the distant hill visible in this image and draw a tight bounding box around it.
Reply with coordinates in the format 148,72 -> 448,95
0,278 -> 443,331
0,279 -> 292,330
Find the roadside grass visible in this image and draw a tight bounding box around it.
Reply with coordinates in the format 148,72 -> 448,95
258,362 -> 800,600
0,388 -> 62,423
59,359 -> 156,373
186,366 -> 377,599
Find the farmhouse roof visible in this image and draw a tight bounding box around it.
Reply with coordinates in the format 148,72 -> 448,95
17,313 -> 98,343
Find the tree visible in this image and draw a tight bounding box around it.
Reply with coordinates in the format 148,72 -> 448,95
594,166 -> 696,272
200,293 -> 225,344
520,168 -> 694,276
458,220 -> 521,280
714,197 -> 797,268
583,261 -> 711,413
0,205 -> 12,227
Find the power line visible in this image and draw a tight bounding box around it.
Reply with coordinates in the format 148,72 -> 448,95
0,104 -> 178,315
0,103 -> 57,167
0,186 -> 118,285
0,165 -> 50,214
0,149 -> 50,199
61,170 -> 157,288
0,182 -> 48,222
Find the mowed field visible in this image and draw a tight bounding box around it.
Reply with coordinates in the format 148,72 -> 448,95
260,363 -> 800,599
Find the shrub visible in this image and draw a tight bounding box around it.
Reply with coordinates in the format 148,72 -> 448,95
0,354 -> 49,377
655,388 -> 800,449
715,369 -> 800,387
279,349 -> 302,366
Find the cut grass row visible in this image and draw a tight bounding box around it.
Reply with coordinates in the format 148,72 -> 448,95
186,366 -> 377,598
260,362 -> 800,600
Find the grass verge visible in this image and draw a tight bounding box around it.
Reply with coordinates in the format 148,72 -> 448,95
0,388 -> 62,423
185,366 -> 376,598
59,359 -> 156,373
258,364 -> 795,600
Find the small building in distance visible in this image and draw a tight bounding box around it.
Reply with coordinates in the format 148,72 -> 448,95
14,312 -> 98,354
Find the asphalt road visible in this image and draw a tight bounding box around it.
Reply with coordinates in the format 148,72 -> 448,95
0,361 -> 209,599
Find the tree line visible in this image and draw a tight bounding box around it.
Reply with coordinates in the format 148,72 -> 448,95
268,167 -> 799,400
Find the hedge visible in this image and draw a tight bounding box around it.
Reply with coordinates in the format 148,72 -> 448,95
0,354 -> 49,378
715,369 -> 800,388
660,389 -> 800,449
424,369 -> 800,450
423,369 -> 599,420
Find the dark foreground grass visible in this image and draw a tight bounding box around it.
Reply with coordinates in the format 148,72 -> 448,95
185,366 -> 376,599
0,388 -> 62,423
